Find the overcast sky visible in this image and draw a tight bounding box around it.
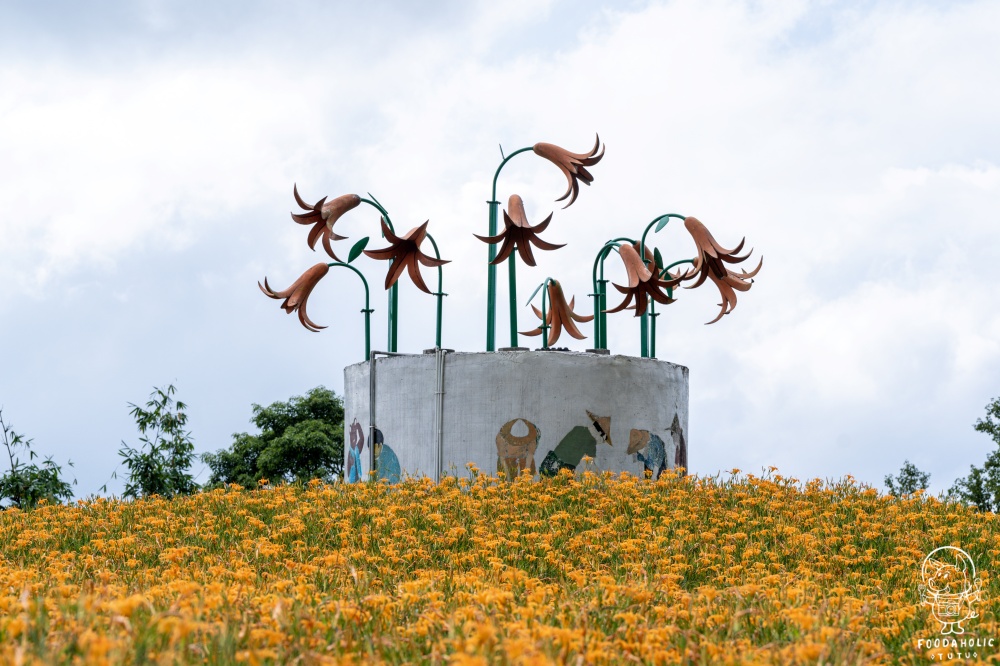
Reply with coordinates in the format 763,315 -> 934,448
1,0 -> 998,497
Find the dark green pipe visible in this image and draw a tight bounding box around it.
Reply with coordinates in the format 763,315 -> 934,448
359,196 -> 398,352
425,232 -> 446,349
486,147 -> 532,351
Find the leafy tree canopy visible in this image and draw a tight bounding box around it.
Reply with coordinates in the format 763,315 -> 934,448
884,460 -> 929,497
118,385 -> 198,499
0,408 -> 75,509
202,386 -> 344,487
949,396 -> 1000,512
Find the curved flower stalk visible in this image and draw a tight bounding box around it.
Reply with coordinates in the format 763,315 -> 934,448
475,195 -> 564,267
676,216 -> 762,324
483,134 -> 604,351
259,263 -> 330,332
532,135 -> 605,208
291,185 -> 361,261
364,218 -> 450,293
606,244 -> 682,317
521,280 -> 593,346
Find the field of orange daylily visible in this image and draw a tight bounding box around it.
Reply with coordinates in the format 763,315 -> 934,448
1,469 -> 998,664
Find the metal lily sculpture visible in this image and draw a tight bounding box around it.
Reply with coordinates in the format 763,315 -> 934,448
290,187 -> 360,261
475,195 -> 564,267
521,279 -> 594,348
674,216 -> 763,324
364,219 -> 450,293
481,136 -> 604,351
259,186 -> 449,360
605,243 -> 682,316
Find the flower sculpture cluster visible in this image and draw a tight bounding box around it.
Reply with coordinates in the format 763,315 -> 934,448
259,134 -> 761,360
259,186 -> 449,359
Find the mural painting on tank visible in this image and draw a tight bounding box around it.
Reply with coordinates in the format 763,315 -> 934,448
669,413 -> 687,471
627,412 -> 687,479
540,410 -> 612,477
347,419 -> 366,483
495,418 -> 540,479
373,428 -> 401,484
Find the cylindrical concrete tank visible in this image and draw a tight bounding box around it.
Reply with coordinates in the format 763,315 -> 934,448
343,350 -> 688,483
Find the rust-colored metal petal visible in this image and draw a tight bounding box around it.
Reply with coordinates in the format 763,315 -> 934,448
618,244 -> 652,288
259,262 -> 329,332
532,135 -> 605,208
506,194 -> 530,228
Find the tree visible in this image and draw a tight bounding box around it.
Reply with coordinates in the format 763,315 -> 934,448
202,386 -> 344,487
949,396 -> 1000,511
118,385 -> 197,499
0,409 -> 75,509
884,460 -> 930,497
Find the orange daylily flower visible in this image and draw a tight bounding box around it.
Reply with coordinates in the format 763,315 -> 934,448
521,280 -> 594,345
676,216 -> 762,324
363,218 -> 449,293
258,262 -> 330,332
605,244 -> 681,317
291,185 -> 360,261
532,135 -> 605,208
475,194 -> 565,266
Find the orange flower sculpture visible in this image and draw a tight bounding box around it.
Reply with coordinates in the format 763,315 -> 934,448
521,280 -> 594,345
606,244 -> 681,317
532,135 -> 605,208
258,262 -> 330,332
474,194 -> 565,266
676,216 -> 762,324
291,185 -> 361,261
363,218 -> 449,293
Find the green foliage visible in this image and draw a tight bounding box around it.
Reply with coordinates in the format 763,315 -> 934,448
949,396 -> 1000,512
118,385 -> 197,499
883,459 -> 929,497
202,386 -> 344,487
0,408 -> 75,509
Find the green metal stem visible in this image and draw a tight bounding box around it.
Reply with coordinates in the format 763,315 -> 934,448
425,232 -> 446,349
649,302 -> 658,359
638,213 -> 686,266
640,311 -> 649,358
541,280 -> 549,349
660,258 -> 695,277
486,146 -> 533,352
508,253 -> 518,347
326,262 -> 372,361
359,196 -> 398,352
591,237 -> 635,349
487,200 -> 499,351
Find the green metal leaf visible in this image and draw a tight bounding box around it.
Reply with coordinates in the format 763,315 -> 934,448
525,281 -> 546,306
655,216 -> 671,232
654,247 -> 664,271
348,237 -> 370,263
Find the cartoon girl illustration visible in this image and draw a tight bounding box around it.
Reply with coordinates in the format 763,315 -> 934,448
347,418 -> 365,483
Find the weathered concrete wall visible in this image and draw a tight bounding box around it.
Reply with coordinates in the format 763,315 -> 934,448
343,351 -> 688,483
